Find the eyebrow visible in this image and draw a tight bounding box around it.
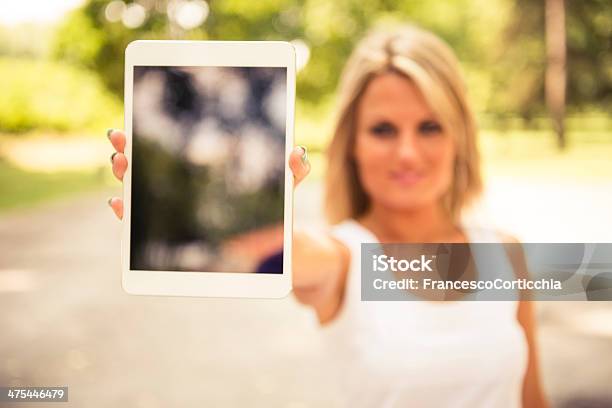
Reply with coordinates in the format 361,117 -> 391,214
362,115 -> 440,124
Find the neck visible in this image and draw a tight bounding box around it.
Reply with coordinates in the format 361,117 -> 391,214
358,202 -> 461,243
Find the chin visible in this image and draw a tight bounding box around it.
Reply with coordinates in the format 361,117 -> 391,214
376,194 -> 435,213
367,182 -> 443,210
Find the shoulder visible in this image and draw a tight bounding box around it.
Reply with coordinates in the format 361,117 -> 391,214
328,218 -> 372,248
328,219 -> 358,236
464,224 -> 528,279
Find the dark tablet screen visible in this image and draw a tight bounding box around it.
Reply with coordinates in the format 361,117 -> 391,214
130,66 -> 287,273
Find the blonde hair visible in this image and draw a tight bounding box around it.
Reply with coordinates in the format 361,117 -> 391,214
324,24 -> 482,224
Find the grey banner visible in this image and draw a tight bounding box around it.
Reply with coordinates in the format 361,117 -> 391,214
0,387 -> 68,402
360,243 -> 612,301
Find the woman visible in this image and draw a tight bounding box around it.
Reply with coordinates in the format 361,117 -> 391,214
108,24 -> 548,407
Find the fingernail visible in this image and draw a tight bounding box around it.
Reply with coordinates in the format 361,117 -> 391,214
110,152 -> 117,164
107,197 -> 114,207
297,145 -> 308,164
106,128 -> 114,139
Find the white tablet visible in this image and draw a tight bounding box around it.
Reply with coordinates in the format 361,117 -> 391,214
122,40 -> 295,298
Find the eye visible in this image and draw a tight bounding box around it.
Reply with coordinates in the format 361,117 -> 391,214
368,121 -> 397,137
418,120 -> 442,136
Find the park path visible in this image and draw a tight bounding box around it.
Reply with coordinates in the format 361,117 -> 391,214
0,181 -> 611,407
0,187 -> 342,408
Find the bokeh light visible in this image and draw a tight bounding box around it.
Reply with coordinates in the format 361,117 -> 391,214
168,0 -> 209,30
104,0 -> 125,23
122,2 -> 146,29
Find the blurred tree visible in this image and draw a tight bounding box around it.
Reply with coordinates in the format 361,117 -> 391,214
565,0 -> 612,110
53,0 -> 159,96
51,0 -> 499,104
545,0 -> 567,149
491,0 -> 611,126
51,0 -> 610,126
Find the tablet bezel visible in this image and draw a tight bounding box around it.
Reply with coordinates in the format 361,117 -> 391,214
122,40 -> 295,298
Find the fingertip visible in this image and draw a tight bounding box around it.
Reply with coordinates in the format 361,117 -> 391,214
288,149 -> 298,162
112,152 -> 128,181
108,129 -> 126,153
288,149 -> 302,169
290,145 -> 309,166
108,197 -> 124,220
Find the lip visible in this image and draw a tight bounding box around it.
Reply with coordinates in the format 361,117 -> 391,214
389,170 -> 425,186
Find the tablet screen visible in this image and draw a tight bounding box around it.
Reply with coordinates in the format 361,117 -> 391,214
130,66 -> 287,273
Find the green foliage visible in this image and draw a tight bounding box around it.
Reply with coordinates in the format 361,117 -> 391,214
566,0 -> 612,109
0,57 -> 122,133
52,10 -> 106,66
490,0 -> 612,119
53,0 -> 210,96
49,0 -> 612,120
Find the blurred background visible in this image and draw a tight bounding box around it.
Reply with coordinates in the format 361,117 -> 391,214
0,0 -> 610,407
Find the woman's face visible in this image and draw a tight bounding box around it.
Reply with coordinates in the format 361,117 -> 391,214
353,72 -> 455,213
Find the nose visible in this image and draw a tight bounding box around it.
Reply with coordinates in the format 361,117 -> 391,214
396,131 -> 420,163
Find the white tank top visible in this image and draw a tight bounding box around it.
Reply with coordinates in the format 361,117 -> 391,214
321,219 -> 529,408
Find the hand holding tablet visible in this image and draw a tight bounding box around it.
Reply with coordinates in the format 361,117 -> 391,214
113,40 -> 302,298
